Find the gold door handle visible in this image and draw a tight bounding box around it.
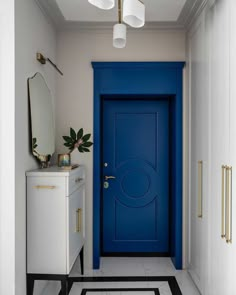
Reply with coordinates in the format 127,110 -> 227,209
198,161 -> 203,218
226,166 -> 232,243
33,185 -> 56,189
104,176 -> 116,181
76,208 -> 82,232
221,165 -> 226,238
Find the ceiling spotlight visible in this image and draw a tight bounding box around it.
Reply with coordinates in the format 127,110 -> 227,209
88,0 -> 115,10
113,23 -> 127,48
113,0 -> 127,48
123,0 -> 145,28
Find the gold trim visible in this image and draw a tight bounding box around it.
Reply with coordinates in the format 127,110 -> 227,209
33,185 -> 56,189
226,166 -> 232,243
118,0 -> 122,24
198,161 -> 203,218
221,165 -> 226,238
76,208 -> 82,232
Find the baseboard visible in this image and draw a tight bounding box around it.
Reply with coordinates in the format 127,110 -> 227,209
188,268 -> 203,295
101,252 -> 170,257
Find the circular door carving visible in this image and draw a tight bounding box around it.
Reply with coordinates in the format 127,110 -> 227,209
113,159 -> 158,207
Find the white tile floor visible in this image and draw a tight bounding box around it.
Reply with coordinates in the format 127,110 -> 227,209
68,257 -> 201,295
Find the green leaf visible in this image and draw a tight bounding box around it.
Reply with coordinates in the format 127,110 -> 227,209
63,136 -> 73,143
33,144 -> 38,149
70,127 -> 76,140
64,142 -> 72,148
82,141 -> 93,148
77,128 -> 83,140
33,138 -> 37,145
82,133 -> 91,142
78,146 -> 84,153
82,147 -> 90,152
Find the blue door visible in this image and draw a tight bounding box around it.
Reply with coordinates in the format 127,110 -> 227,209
102,99 -> 169,254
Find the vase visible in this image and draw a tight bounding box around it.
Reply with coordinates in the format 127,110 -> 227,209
58,153 -> 71,167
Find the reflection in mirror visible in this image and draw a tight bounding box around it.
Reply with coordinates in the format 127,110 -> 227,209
28,73 -> 55,167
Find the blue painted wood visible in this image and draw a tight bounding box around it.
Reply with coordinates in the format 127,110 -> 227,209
92,62 -> 185,269
103,100 -> 169,253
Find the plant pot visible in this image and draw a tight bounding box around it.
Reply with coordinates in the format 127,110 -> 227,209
58,153 -> 71,167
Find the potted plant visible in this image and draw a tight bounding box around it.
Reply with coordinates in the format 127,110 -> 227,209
59,127 -> 93,167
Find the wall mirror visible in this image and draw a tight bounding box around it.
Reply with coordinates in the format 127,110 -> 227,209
28,72 -> 55,167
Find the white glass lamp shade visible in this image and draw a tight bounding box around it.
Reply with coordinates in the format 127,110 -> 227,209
88,0 -> 115,10
113,24 -> 127,48
123,0 -> 145,28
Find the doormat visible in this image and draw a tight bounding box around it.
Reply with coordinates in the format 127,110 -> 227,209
69,276 -> 182,295
81,287 -> 160,295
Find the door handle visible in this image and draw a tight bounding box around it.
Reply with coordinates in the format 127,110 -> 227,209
198,161 -> 203,218
104,176 -> 116,181
226,166 -> 232,243
221,165 -> 226,238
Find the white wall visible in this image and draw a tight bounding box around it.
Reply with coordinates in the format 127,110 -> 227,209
15,0 -> 57,294
56,29 -> 186,269
0,1 -> 15,295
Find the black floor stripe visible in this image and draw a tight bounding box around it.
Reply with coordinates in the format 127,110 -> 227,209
81,287 -> 160,295
68,276 -> 182,295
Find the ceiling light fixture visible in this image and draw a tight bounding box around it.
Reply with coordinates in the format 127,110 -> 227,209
113,0 -> 127,48
88,0 -> 115,10
88,0 -> 145,48
123,0 -> 145,28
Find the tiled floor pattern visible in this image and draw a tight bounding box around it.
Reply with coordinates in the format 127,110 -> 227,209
68,258 -> 200,295
82,288 -> 159,295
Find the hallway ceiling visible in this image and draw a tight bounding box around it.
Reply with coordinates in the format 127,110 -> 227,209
36,0 -> 205,29
55,0 -> 186,22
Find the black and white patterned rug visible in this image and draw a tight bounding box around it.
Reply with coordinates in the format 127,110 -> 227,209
68,276 -> 182,295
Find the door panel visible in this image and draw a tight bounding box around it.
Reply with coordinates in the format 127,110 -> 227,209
210,1 -> 231,294
102,99 -> 169,253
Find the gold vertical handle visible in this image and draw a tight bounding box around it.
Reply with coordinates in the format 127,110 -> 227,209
76,208 -> 82,232
226,166 -> 232,243
221,165 -> 226,238
198,161 -> 203,218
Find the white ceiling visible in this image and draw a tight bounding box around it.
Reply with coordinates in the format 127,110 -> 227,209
55,0 -> 187,22
36,0 -> 204,29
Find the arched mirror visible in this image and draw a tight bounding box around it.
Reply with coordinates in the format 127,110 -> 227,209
28,73 -> 55,167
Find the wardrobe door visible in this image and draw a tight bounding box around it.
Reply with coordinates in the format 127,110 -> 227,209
209,1 -> 231,294
189,11 -> 209,294
228,0 -> 236,293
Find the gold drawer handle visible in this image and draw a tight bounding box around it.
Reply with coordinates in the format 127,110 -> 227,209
34,185 -> 56,189
76,208 -> 82,232
221,165 -> 226,238
226,166 -> 232,243
198,161 -> 203,218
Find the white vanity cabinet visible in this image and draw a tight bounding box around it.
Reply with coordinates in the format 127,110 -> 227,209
26,165 -> 85,288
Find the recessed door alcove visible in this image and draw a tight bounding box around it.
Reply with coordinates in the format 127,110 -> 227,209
92,62 -> 185,269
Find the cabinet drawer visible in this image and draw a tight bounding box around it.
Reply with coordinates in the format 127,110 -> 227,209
67,185 -> 85,273
67,167 -> 85,196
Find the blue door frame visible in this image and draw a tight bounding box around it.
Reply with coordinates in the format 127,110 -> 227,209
92,62 -> 185,270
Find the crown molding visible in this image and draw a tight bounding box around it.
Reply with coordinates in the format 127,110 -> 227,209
35,0 -> 208,32
184,0 -> 209,30
59,21 -> 186,32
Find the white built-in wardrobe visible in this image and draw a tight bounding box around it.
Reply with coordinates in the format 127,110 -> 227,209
188,0 -> 236,294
